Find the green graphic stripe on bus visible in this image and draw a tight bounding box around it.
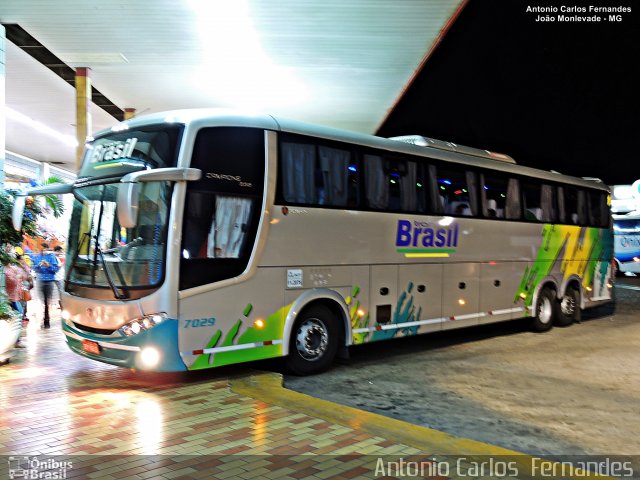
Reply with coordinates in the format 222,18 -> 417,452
371,282 -> 423,342
346,285 -> 370,345
189,304 -> 291,370
515,224 -> 614,306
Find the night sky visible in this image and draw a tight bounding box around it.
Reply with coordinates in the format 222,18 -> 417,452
377,0 -> 639,186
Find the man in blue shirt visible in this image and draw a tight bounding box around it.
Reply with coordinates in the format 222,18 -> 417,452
31,243 -> 59,329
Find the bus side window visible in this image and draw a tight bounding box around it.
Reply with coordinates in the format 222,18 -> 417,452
281,142 -> 316,204
522,182 -> 542,221
426,164 -> 443,215
564,187 -> 587,225
399,160 -> 418,212
436,165 -> 473,216
505,178 -> 521,220
364,154 -> 388,210
587,190 -> 607,227
206,196 -> 253,258
480,172 -> 507,218
557,186 -> 566,223
415,163 -> 430,213
363,155 -> 422,213
318,145 -> 352,207
540,184 -> 556,223
577,190 -> 588,225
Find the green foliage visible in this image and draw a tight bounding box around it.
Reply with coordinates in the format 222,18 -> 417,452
0,291 -> 15,319
1,177 -> 66,313
0,177 -> 68,265
0,190 -> 43,266
41,176 -> 66,218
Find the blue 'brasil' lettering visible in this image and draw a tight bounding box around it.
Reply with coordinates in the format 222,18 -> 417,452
396,220 -> 459,248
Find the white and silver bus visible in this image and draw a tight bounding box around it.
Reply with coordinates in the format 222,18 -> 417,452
613,212 -> 640,276
611,181 -> 640,276
13,110 -> 614,374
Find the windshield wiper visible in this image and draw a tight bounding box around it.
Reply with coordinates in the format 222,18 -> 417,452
95,244 -> 130,300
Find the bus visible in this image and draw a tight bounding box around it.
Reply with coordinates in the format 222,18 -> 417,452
611,181 -> 640,276
13,110 -> 614,374
613,212 -> 640,276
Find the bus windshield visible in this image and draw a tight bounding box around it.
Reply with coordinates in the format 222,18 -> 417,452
66,124 -> 182,300
66,181 -> 173,300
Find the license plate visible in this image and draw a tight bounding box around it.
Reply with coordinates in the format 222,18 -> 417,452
82,340 -> 101,355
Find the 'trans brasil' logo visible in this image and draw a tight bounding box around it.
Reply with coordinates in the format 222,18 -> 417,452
395,219 -> 459,258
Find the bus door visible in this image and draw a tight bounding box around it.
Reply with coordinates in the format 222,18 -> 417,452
442,263 -> 480,330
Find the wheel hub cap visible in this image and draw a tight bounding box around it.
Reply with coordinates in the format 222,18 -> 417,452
295,319 -> 328,360
561,296 -> 576,316
538,298 -> 553,324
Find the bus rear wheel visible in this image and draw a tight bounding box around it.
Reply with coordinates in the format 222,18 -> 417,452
285,305 -> 339,376
531,288 -> 556,332
556,288 -> 581,326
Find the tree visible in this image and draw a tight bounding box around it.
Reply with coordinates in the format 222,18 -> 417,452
0,177 -> 66,266
1,178 -> 67,319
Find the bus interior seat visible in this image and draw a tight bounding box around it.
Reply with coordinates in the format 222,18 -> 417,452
530,208 -> 543,220
526,208 -> 543,220
486,199 -> 501,218
448,201 -> 469,215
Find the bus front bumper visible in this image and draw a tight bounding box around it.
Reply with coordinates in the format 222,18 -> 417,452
62,319 -> 187,372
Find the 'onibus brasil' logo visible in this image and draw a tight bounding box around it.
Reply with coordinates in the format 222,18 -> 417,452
396,219 -> 459,258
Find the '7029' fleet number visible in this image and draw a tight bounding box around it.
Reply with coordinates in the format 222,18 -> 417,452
183,318 -> 216,328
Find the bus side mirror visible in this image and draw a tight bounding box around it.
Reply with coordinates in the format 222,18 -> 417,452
117,182 -> 140,229
117,167 -> 202,228
12,196 -> 26,231
11,184 -> 73,231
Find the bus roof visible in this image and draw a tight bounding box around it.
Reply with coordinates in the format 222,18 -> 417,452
93,108 -> 609,192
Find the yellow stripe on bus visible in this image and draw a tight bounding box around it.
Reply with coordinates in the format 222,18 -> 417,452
404,253 -> 450,258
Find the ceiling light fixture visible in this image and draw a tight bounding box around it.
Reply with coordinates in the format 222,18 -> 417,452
60,53 -> 129,66
187,0 -> 307,109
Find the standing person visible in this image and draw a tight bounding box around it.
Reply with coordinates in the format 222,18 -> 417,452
2,250 -> 29,347
31,243 -> 59,329
14,247 -> 33,323
53,245 -> 66,309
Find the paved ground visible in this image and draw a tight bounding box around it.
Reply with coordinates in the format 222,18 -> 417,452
0,280 -> 637,479
286,277 -> 640,459
0,302 -> 547,480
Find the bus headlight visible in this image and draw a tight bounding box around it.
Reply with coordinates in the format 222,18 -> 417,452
140,347 -> 161,368
119,313 -> 166,337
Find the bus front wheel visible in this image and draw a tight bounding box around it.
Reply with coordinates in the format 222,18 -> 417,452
531,288 -> 556,332
285,305 -> 339,375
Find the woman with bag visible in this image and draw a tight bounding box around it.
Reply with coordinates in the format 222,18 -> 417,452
2,248 -> 30,348
15,248 -> 34,323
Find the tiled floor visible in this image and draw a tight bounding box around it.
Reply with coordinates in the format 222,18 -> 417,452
0,308 -> 534,479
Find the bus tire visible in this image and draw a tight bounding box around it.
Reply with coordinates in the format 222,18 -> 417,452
614,260 -> 623,277
556,287 -> 581,326
531,288 -> 556,332
285,304 -> 339,376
